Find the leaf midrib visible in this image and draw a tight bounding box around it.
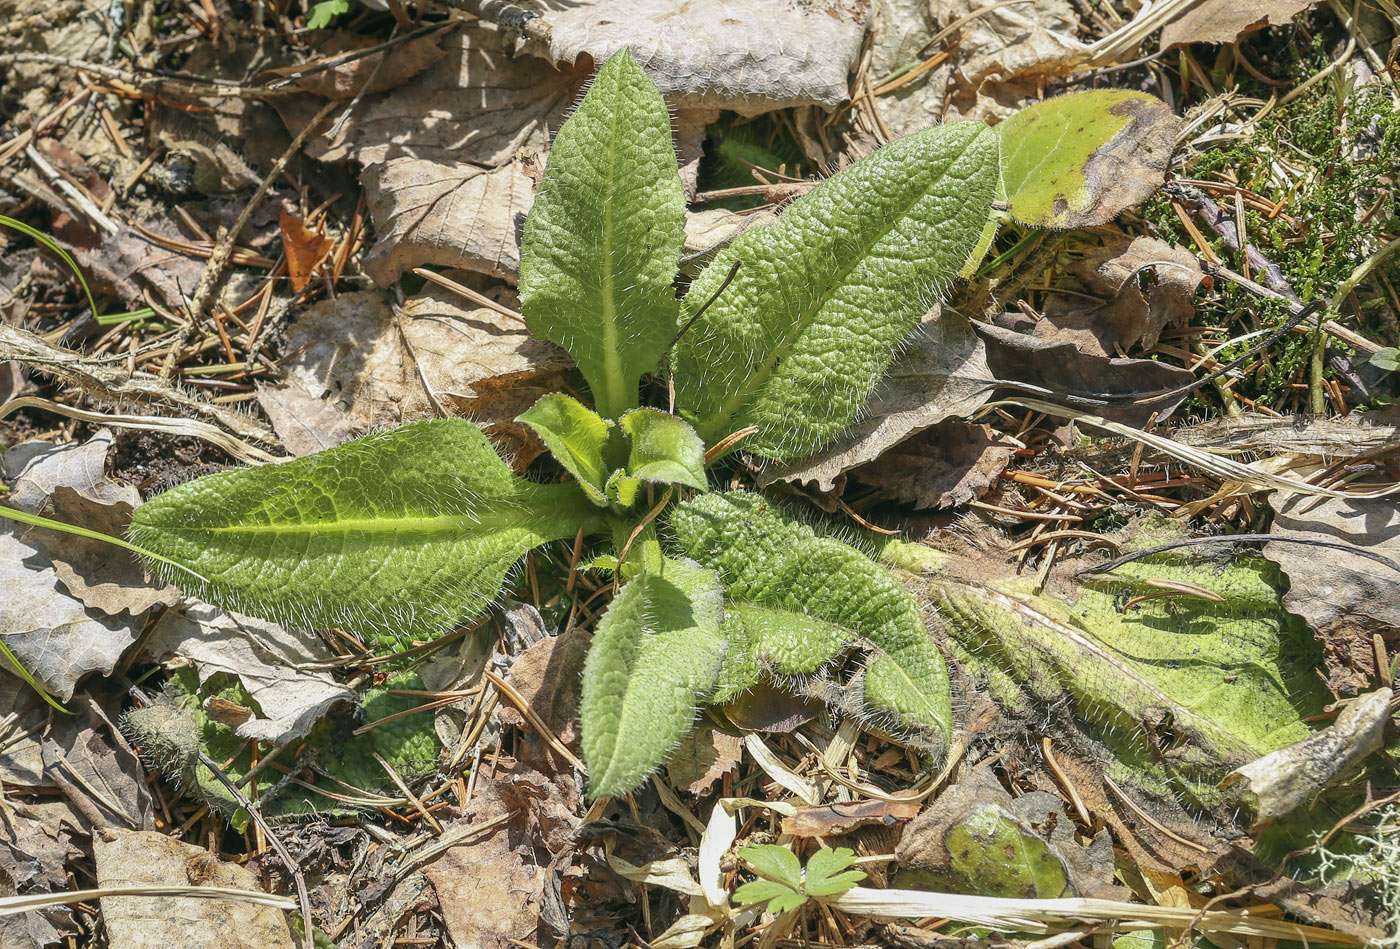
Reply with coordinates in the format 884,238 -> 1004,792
157,509 -> 535,537
596,74 -> 624,417
697,129 -> 985,443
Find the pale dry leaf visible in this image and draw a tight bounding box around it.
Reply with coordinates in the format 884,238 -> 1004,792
1041,234 -> 1205,353
0,673 -> 48,787
3,431 -> 178,616
281,286 -> 569,434
664,723 -> 743,795
424,825 -> 548,949
761,309 -> 992,491
142,603 -> 355,745
0,869 -> 63,949
1265,493 -> 1400,693
1160,1 -> 1319,50
254,382 -> 356,456
254,31 -> 445,99
94,828 -> 295,949
850,419 -> 1016,510
526,0 -> 870,114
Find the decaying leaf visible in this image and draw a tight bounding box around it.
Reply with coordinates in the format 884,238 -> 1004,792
1040,234 -> 1206,353
0,799 -> 83,947
142,603 -> 355,745
761,309 -> 993,492
524,0 -> 869,114
781,798 -> 922,838
997,91 -> 1179,229
281,286 -> 569,441
0,673 -> 48,787
1265,493 -> 1400,693
44,697 -> 156,831
1222,688 -> 1391,829
1160,1 -> 1320,50
895,770 -> 1116,898
94,828 -> 295,949
850,420 -> 1016,510
424,818 -> 550,949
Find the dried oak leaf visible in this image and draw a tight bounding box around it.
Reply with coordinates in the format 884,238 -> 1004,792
94,828 -> 295,949
524,0 -> 869,114
762,309 -> 992,492
1160,1 -> 1319,50
1265,492 -> 1400,694
850,419 -> 1016,510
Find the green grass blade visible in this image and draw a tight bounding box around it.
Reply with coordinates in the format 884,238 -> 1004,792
0,214 -> 99,318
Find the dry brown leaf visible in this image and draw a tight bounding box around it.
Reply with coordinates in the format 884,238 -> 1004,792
850,419 -> 1016,510
526,0 -> 870,114
977,318 -> 1196,428
1041,234 -> 1206,354
1160,1 -> 1319,50
281,286 -> 569,438
761,309 -> 992,492
254,382 -> 356,456
664,723 -> 743,795
0,673 -> 48,788
66,223 -> 208,316
254,32 -> 445,98
143,603 -> 355,745
781,799 -> 921,837
723,681 -> 822,733
278,206 -> 334,292
94,828 -> 295,949
44,697 -> 156,831
1265,493 -> 1400,693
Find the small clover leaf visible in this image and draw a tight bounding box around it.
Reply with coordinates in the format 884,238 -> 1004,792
802,847 -> 866,897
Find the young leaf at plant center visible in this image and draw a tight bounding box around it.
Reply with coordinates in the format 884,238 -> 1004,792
580,557 -> 727,797
732,878 -> 806,914
671,492 -> 953,756
518,393 -> 614,505
606,408 -> 707,508
996,90 -> 1178,229
671,120 -> 998,461
518,48 -> 686,419
803,847 -> 866,897
128,419 -> 605,652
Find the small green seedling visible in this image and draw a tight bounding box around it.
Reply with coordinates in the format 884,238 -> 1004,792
2,49 -> 1170,800
732,845 -> 865,914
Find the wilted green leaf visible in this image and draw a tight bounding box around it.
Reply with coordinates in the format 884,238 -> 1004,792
672,121 -> 998,460
518,48 -> 686,418
996,90 -> 1178,229
129,419 -> 603,652
518,392 -> 614,504
579,557 -> 727,797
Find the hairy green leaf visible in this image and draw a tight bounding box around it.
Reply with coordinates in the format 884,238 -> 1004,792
580,557 -> 727,797
128,419 -> 602,652
518,393 -> 614,504
996,90 -> 1177,229
671,121 -> 999,460
671,492 -> 952,756
607,408 -> 707,507
518,48 -> 686,418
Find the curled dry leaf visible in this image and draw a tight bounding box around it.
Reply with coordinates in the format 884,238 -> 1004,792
94,828 -> 295,949
977,316 -> 1196,428
1160,1 -> 1320,50
761,309 -> 992,492
781,798 -> 921,838
278,206 -> 334,292
525,0 -> 869,114
664,723 -> 743,795
1265,492 -> 1400,693
142,603 -> 355,745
